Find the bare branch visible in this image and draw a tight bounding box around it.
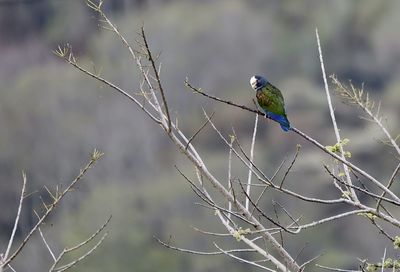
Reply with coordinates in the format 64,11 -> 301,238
227,134 -> 234,222
316,28 -> 358,203
214,208 -> 291,272
380,248 -> 386,272
176,166 -> 256,227
56,46 -> 161,125
185,79 -> 263,116
154,236 -> 255,255
369,219 -> 394,242
1,150 -> 103,269
55,14 -> 400,271
52,233 -> 108,272
272,202 -> 284,246
272,200 -> 300,228
279,144 -> 301,188
292,209 -> 368,233
251,159 -> 286,216
291,126 -> 400,203
331,76 -> 400,157
50,215 -> 111,272
187,79 -> 398,203
84,2 -> 168,129
300,251 -> 325,270
168,132 -> 300,270
214,243 -> 276,271
65,216 -> 111,254
185,111 -> 215,150
376,161 -> 400,210
230,127 -> 273,185
141,27 -> 172,133
246,114 -> 259,210
316,264 -> 360,271
3,172 -> 27,261
38,227 -> 56,261
323,165 -> 400,206
191,226 -> 231,237
237,180 -> 294,234
203,111 -> 273,186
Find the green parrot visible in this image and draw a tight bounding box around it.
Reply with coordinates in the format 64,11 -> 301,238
250,75 -> 290,131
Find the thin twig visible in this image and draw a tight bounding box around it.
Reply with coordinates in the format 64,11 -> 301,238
291,209 -> 368,233
291,126 -> 400,203
154,236 -> 255,255
80,3 -> 167,128
340,199 -> 400,228
185,79 -> 263,116
323,165 -> 399,206
252,159 -> 286,216
2,150 -> 103,269
3,172 -> 27,261
231,128 -> 273,185
50,215 -> 111,272
272,200 -> 300,228
6,264 -> 16,272
331,76 -> 400,157
227,134 -> 234,222
272,202 -> 284,246
316,28 -> 358,203
175,166 -> 255,226
214,243 -> 275,271
64,216 -> 111,253
55,47 -> 161,125
191,226 -> 231,237
237,181 -> 294,233
246,114 -> 258,210
141,27 -> 172,133
376,161 -> 400,210
300,251 -> 325,270
294,242 -> 308,263
170,133 -> 301,271
212,206 -> 287,272
316,264 -> 359,271
380,248 -> 386,272
190,167 -> 294,272
38,227 -> 56,261
370,219 -> 394,242
52,233 -> 108,272
206,107 -> 346,207
203,110 -> 272,186
185,112 -> 214,150
279,144 -> 301,188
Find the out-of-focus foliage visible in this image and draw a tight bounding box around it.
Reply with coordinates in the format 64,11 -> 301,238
1,0 -> 399,271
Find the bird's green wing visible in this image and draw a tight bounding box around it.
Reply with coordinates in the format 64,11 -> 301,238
257,83 -> 287,116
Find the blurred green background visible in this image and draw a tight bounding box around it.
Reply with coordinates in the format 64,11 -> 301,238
1,0 -> 400,271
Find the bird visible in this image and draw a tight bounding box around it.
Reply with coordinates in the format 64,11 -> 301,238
250,75 -> 290,132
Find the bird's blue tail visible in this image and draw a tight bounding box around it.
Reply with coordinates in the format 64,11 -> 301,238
266,112 -> 291,132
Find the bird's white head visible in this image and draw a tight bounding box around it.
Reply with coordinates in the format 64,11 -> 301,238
250,75 -> 267,91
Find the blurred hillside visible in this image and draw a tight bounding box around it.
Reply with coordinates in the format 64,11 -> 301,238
1,0 -> 400,271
